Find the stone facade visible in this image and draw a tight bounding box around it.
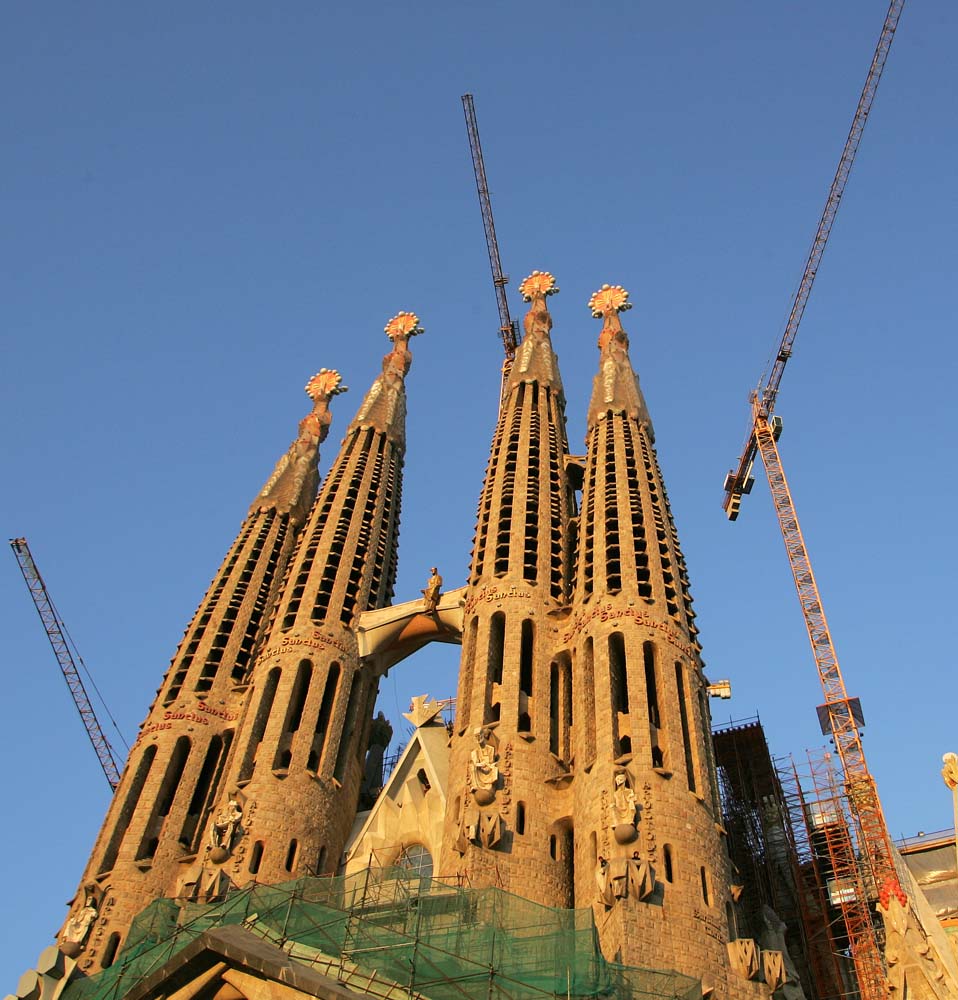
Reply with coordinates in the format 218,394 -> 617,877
48,286 -> 798,1000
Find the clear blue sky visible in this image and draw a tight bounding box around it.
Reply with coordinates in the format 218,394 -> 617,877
3,1 -> 956,986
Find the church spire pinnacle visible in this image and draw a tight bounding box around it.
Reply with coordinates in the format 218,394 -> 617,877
350,312 -> 423,444
503,270 -> 563,394
586,283 -> 652,435
250,368 -> 347,526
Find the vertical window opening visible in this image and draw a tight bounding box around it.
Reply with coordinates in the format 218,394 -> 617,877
101,933 -> 121,969
559,654 -> 572,762
181,731 -> 233,851
285,839 -> 299,873
609,632 -> 630,756
518,619 -> 534,732
516,802 -> 526,835
664,844 -> 674,883
317,845 -> 328,874
334,674 -> 364,782
249,841 -> 264,875
675,662 -> 696,792
644,642 -> 664,768
137,736 -> 191,860
549,834 -> 557,860
458,617 -> 479,733
549,661 -> 559,754
238,668 -> 280,782
99,745 -> 157,874
274,660 -> 313,770
308,662 -> 340,773
700,865 -> 710,905
484,612 -> 505,724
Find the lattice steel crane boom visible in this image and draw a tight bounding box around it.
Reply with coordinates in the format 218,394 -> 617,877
462,94 -> 520,366
720,4 -> 906,998
722,0 -> 905,521
10,537 -> 123,791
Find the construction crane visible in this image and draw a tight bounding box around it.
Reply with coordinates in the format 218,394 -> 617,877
10,537 -> 124,791
720,3 -> 905,998
461,94 -> 520,389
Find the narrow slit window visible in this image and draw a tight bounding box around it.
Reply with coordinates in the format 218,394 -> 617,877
609,632 -> 630,756
675,662 -> 697,793
99,744 -> 156,874
249,841 -> 264,875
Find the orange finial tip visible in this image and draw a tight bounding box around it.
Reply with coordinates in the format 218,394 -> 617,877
519,270 -> 559,302
305,369 -> 348,400
384,312 -> 424,340
588,284 -> 633,319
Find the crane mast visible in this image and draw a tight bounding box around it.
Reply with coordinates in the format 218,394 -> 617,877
461,94 -> 520,385
10,537 -> 122,791
720,3 -> 906,996
722,0 -> 905,520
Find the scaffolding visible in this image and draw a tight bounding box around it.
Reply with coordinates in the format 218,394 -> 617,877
64,867 -> 701,1000
713,719 -> 815,996
775,751 -> 888,1000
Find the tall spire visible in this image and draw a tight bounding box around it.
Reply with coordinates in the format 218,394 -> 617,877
442,271 -> 578,905
58,371 -> 346,963
349,312 -> 422,445
205,313 -> 421,889
251,369 -> 348,526
586,284 -> 653,435
502,270 -> 563,394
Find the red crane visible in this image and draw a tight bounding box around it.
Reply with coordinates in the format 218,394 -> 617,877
10,537 -> 124,791
462,94 -> 520,385
720,4 -> 906,997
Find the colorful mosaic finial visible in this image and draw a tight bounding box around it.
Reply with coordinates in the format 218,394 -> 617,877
588,284 -> 633,319
384,311 -> 424,341
519,271 -> 559,302
305,368 -> 348,401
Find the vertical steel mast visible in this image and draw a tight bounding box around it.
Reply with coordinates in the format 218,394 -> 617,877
462,94 -> 520,394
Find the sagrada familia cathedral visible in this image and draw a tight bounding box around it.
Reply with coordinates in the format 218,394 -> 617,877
10,275 -> 958,1000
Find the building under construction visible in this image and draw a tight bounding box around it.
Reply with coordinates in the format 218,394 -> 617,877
7,4 -> 958,1000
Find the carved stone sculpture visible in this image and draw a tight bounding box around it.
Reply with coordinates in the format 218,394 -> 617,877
762,950 -> 787,993
628,854 -> 656,901
60,895 -> 97,956
421,567 -> 442,614
611,770 -> 638,844
208,798 -> 243,862
727,939 -> 760,981
468,727 -> 499,806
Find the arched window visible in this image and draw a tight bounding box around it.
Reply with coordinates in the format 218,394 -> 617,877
397,843 -> 434,881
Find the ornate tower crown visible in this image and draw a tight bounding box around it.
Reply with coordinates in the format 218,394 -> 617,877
519,270 -> 559,301
305,368 -> 348,401
588,284 -> 633,319
384,311 -> 424,341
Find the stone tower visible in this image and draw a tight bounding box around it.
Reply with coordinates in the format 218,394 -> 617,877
58,369 -> 347,972
440,272 -> 578,905
568,285 -> 731,986
205,312 -> 421,889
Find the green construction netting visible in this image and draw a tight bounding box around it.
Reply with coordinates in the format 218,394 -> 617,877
65,867 -> 701,1000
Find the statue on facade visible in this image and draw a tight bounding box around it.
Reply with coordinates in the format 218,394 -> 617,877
208,798 -> 243,861
421,567 -> 442,614
468,727 -> 499,806
611,770 -> 638,844
61,890 -> 98,955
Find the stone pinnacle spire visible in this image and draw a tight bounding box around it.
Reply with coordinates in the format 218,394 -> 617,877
503,270 -> 563,395
349,311 -> 422,445
251,369 -> 348,527
586,284 -> 653,436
